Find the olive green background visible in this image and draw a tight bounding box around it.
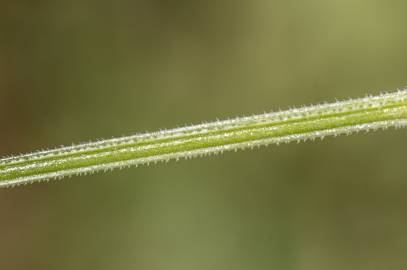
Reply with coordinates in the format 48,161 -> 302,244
1,1 -> 407,269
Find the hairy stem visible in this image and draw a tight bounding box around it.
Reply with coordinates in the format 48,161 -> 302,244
1,90 -> 407,188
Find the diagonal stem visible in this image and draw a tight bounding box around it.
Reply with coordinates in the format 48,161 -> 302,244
1,90 -> 407,188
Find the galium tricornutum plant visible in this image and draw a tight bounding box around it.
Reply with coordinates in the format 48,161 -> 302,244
1,89 -> 407,188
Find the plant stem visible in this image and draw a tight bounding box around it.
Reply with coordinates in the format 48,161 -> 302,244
1,90 -> 407,188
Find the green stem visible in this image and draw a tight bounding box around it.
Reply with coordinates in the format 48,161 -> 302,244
1,90 -> 407,188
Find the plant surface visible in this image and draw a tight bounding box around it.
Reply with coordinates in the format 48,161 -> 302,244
1,90 -> 407,188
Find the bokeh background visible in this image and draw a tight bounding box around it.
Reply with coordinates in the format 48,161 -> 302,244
1,0 -> 407,269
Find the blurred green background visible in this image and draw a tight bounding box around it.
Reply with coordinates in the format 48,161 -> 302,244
1,0 -> 407,269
